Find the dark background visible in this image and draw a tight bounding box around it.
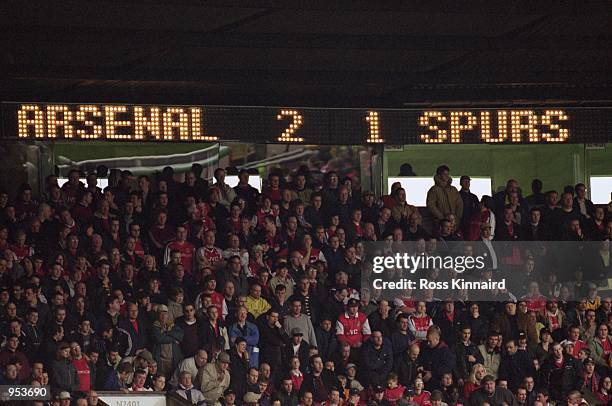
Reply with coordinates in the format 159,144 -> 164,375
1,0 -> 611,109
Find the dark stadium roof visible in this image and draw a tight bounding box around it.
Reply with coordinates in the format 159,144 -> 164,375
1,0 -> 611,107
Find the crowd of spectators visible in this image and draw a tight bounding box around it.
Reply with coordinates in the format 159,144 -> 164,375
0,162 -> 610,406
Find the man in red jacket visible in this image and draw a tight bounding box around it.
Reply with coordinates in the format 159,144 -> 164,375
336,299 -> 371,349
70,341 -> 91,392
164,225 -> 195,275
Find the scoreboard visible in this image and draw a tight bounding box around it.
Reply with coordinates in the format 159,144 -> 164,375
2,103 -> 611,145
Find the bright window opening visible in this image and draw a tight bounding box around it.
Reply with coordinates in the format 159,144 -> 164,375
387,177 -> 492,206
225,175 -> 262,192
58,178 -> 109,190
589,176 -> 612,204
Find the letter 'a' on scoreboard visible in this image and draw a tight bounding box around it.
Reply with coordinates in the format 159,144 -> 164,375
16,104 -> 219,142
7,102 -> 601,144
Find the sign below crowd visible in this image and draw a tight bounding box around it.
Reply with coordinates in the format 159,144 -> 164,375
97,392 -> 167,406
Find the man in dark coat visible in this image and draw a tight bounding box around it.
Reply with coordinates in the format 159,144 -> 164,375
468,375 -> 518,406
50,342 -> 79,394
418,329 -> 456,390
257,309 -> 290,382
540,343 -> 582,402
276,377 -> 299,406
395,343 -> 421,389
118,302 -> 149,355
367,300 -> 395,338
362,330 -> 393,387
498,339 -> 535,392
228,338 -> 250,400
314,317 -> 337,363
454,326 -> 484,384
301,355 -> 338,403
285,328 -> 311,369
459,176 -> 480,236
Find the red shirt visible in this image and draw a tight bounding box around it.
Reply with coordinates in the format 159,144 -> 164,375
210,291 -> 225,314
463,383 -> 480,401
353,222 -> 363,238
571,340 -> 587,358
408,314 -> 432,339
521,294 -> 547,314
9,244 -> 32,261
412,391 -> 431,406
134,240 -> 145,257
547,313 -> 561,331
336,312 -> 372,347
299,248 -> 322,264
72,357 -> 91,392
601,338 -> 612,356
200,246 -> 223,266
165,241 -> 195,274
290,372 -> 304,391
384,385 -> 405,406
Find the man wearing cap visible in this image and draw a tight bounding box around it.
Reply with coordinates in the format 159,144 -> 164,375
370,385 -> 391,406
243,391 -> 260,406
221,388 -> 237,406
286,327 -> 310,368
284,299 -> 317,347
197,351 -> 231,405
346,388 -> 361,406
58,391 -> 72,406
336,298 -> 371,349
580,356 -> 599,394
468,374 -> 517,406
345,363 -> 363,392
151,303 -> 184,377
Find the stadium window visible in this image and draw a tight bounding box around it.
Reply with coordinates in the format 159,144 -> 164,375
225,175 -> 262,192
387,176 -> 492,206
58,177 -> 109,190
589,176 -> 612,204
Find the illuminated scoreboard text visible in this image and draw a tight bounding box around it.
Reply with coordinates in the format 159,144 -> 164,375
2,103 -> 610,145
